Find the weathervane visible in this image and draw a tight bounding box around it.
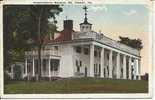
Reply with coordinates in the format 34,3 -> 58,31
83,6 -> 88,22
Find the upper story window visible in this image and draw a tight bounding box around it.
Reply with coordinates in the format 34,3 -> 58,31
112,55 -> 115,60
76,46 -> 82,53
98,51 -> 101,57
132,59 -> 134,62
94,50 -> 97,57
84,48 -> 89,55
54,46 -> 58,51
107,53 -> 109,60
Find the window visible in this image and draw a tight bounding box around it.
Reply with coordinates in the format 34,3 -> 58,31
27,64 -> 31,73
43,59 -> 46,71
107,65 -> 109,74
99,64 -> 101,74
94,64 -> 98,74
104,68 -> 106,77
76,60 -> 80,72
86,26 -> 88,29
35,59 -> 38,73
77,66 -> 80,72
76,46 -> 81,53
54,66 -> 58,71
84,48 -> 89,55
80,60 -> 82,66
98,51 -> 101,57
82,26 -> 85,30
121,68 -> 123,73
51,59 -> 59,71
96,64 -> 98,74
76,60 -> 78,66
94,51 -> 97,57
54,46 -> 58,51
89,26 -> 91,30
112,56 -> 115,60
107,53 -> 109,60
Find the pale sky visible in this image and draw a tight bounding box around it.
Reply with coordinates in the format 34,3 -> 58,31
54,5 -> 150,75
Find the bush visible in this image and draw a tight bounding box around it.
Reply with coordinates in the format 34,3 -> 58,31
4,71 -> 11,84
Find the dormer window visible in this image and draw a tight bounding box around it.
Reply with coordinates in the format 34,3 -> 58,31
86,26 -> 88,29
82,26 -> 85,29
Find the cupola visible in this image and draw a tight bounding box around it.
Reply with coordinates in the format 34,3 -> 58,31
80,6 -> 92,32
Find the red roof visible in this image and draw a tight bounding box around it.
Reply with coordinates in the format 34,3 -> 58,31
46,29 -> 74,43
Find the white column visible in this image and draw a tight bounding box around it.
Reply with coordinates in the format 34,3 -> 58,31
116,52 -> 120,79
138,59 -> 141,80
128,57 -> 132,80
133,59 -> 137,80
100,47 -> 104,78
48,57 -> 51,80
32,57 -> 35,77
123,55 -> 127,79
109,50 -> 113,78
90,44 -> 94,77
25,58 -> 28,76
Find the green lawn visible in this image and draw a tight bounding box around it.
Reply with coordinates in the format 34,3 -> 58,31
4,78 -> 148,94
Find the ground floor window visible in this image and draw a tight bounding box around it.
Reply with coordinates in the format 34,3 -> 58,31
35,59 -> 38,74
99,64 -> 101,76
75,60 -> 82,73
94,64 -> 101,77
77,66 -> 80,72
104,68 -> 106,77
50,59 -> 59,71
43,59 -> 47,72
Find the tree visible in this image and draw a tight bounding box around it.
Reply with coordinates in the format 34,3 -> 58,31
27,5 -> 62,80
118,36 -> 143,50
3,5 -> 62,81
3,6 -> 31,71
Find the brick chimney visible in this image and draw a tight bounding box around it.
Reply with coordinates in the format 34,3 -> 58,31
51,20 -> 73,42
63,20 -> 73,41
64,20 -> 73,30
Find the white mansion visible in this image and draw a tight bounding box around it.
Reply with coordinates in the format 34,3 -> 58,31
22,7 -> 141,80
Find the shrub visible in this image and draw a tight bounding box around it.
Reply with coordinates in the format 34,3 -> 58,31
4,71 -> 11,84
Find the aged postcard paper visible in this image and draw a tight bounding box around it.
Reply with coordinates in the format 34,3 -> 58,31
0,0 -> 153,99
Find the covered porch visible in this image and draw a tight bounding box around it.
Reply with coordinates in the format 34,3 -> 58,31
24,50 -> 61,80
72,41 -> 141,80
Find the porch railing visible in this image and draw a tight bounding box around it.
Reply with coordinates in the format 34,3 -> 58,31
25,49 -> 60,56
